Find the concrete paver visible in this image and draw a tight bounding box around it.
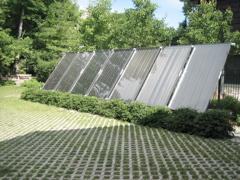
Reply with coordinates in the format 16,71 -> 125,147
0,108 -> 240,180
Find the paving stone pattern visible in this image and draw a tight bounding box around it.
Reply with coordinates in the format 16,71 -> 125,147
1,107 -> 240,179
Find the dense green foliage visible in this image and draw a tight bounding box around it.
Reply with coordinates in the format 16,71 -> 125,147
0,0 -> 174,78
166,108 -> 199,134
209,96 -> 240,120
1,0 -> 240,79
0,79 -> 16,86
21,89 -> 235,139
34,60 -> 58,82
20,79 -> 44,89
194,109 -> 234,138
178,0 -> 240,54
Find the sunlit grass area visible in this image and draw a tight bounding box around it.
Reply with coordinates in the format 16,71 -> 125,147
0,86 -> 240,179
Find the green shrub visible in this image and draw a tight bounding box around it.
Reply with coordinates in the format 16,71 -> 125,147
76,96 -> 100,113
123,101 -> 152,124
166,108 -> 199,134
21,89 -> 235,139
0,79 -> 16,86
209,96 -> 240,120
138,106 -> 172,128
93,99 -> 129,119
20,79 -> 44,89
194,109 -> 234,138
93,99 -> 118,118
35,60 -> 58,82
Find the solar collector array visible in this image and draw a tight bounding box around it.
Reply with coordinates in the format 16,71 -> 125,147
43,43 -> 232,112
56,51 -> 94,92
168,44 -> 231,112
136,46 -> 192,106
71,50 -> 112,95
110,47 -> 161,101
88,49 -> 134,99
43,53 -> 77,90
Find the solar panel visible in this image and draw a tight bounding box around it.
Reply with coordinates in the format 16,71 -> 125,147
70,50 -> 112,95
55,51 -> 93,92
110,47 -> 161,101
88,49 -> 134,98
168,43 -> 231,112
42,53 -> 77,90
43,43 -> 232,112
136,46 -> 192,106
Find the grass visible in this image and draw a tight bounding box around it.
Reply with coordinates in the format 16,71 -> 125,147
0,86 -> 240,179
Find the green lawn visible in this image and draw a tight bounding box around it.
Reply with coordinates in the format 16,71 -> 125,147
0,86 -> 240,179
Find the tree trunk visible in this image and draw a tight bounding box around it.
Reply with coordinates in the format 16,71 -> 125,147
18,7 -> 24,39
14,6 -> 24,74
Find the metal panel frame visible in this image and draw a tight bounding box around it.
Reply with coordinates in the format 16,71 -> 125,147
69,51 -> 95,92
136,45 -> 192,106
87,48 -> 135,98
54,53 -> 81,91
55,51 -> 94,92
70,50 -> 112,95
168,43 -> 231,112
109,47 -> 161,101
42,53 -> 77,90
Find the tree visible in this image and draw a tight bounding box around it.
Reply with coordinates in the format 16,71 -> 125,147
178,0 -> 240,54
179,0 -> 198,17
80,0 -> 113,51
0,0 -> 83,76
35,1 -> 83,53
112,0 -> 175,48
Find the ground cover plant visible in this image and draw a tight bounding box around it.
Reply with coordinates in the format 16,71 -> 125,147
0,79 -> 16,86
21,88 -> 235,138
20,79 -> 44,89
1,86 -> 240,179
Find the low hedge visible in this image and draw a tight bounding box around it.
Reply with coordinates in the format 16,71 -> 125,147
0,79 -> 16,86
21,88 -> 234,139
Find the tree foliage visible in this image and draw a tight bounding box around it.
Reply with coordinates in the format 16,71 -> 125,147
178,0 -> 240,54
0,0 -> 175,78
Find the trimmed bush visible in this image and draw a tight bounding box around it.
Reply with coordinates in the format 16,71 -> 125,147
21,89 -> 235,139
209,96 -> 240,120
166,108 -> 199,134
20,79 -> 44,89
194,109 -> 234,138
138,106 -> 172,128
93,99 -> 128,119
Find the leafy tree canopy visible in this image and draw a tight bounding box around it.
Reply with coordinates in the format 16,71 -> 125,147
178,0 -> 240,54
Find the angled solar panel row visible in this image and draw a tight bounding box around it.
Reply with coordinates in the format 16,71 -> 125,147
110,47 -> 161,101
71,50 -> 112,95
136,46 -> 192,106
43,53 -> 77,90
168,43 -> 231,112
56,51 -> 94,92
88,48 -> 135,99
43,43 -> 232,112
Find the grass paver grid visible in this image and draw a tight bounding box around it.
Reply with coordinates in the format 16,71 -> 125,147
0,87 -> 240,179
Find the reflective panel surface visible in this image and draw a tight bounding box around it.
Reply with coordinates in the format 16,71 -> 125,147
56,52 -> 93,92
43,53 -> 77,90
137,46 -> 192,106
71,50 -> 112,95
88,49 -> 134,98
110,47 -> 160,101
168,43 -> 231,112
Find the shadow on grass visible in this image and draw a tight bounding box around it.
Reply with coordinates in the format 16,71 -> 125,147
0,125 -> 136,179
0,124 -> 240,179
